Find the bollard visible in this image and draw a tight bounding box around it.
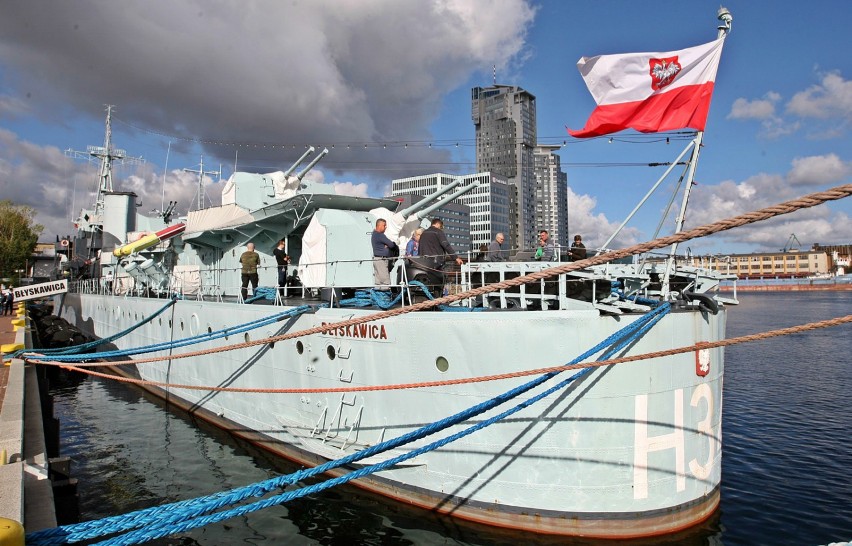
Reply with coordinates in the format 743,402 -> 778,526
0,344 -> 23,354
0,448 -> 6,465
0,518 -> 24,546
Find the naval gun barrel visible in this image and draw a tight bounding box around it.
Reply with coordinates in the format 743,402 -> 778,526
282,147 -> 315,178
414,181 -> 480,220
396,178 -> 462,217
296,148 -> 329,181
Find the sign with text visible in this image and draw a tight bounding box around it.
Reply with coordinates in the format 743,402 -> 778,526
13,279 -> 68,302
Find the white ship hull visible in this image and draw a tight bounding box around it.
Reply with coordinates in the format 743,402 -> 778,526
59,291 -> 725,538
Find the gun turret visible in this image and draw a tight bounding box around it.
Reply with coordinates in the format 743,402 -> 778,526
396,178 -> 462,218
282,147 -> 315,178
413,181 -> 481,221
296,148 -> 329,181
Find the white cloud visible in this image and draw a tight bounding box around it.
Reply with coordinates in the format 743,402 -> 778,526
786,71 -> 852,121
332,181 -> 370,197
683,157 -> 852,251
567,186 -> 640,250
729,73 -> 852,139
727,92 -> 780,120
726,92 -> 800,138
786,154 -> 851,186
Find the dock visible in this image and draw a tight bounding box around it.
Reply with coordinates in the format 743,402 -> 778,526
0,307 -> 58,539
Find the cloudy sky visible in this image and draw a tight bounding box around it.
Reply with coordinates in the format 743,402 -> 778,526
1,0 -> 850,255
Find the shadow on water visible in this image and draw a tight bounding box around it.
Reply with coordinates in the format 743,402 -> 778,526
48,370 -> 725,546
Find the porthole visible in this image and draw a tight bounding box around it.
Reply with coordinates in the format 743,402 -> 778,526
207,325 -> 213,335
158,318 -> 162,327
168,320 -> 172,329
190,314 -> 199,336
244,333 -> 251,343
435,356 -> 449,373
326,345 -> 336,360
296,340 -> 304,354
180,320 -> 185,331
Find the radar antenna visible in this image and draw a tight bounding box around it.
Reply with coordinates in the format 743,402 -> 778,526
65,105 -> 145,217
183,156 -> 220,211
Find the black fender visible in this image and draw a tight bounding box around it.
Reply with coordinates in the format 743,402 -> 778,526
682,291 -> 719,315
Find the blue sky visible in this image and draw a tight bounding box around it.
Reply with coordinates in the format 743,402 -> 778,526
1,0 -> 849,255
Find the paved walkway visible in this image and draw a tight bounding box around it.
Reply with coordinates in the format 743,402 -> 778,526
0,313 -> 18,411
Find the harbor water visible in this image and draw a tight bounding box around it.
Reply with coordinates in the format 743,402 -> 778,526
46,292 -> 852,545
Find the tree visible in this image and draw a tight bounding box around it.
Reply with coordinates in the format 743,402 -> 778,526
0,200 -> 43,282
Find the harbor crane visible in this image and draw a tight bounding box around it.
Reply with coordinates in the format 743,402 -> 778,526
781,233 -> 801,252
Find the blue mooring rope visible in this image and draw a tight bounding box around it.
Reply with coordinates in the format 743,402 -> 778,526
26,303 -> 670,546
24,305 -> 313,363
8,298 -> 178,359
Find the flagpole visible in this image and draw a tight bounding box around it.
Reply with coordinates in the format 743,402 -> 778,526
660,7 -> 732,297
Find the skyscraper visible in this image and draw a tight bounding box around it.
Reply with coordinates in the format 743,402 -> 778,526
471,85 -> 537,250
533,145 -> 569,248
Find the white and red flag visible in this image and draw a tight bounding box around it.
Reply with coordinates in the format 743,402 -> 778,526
567,38 -> 725,138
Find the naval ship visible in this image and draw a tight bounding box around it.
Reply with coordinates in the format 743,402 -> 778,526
50,11 -> 738,539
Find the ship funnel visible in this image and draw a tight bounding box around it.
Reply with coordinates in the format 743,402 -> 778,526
296,148 -> 329,181
414,181 -> 480,221
396,178 -> 462,217
282,146 -> 315,178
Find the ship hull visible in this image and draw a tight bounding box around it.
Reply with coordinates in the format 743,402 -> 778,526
58,292 -> 726,538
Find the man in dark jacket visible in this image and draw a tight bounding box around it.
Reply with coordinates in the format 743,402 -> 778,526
418,218 -> 463,296
570,234 -> 587,261
371,218 -> 398,289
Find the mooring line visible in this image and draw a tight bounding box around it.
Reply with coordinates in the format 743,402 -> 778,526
24,182 -> 852,369
40,314 -> 852,394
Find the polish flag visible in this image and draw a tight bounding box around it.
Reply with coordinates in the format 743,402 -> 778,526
567,38 -> 725,138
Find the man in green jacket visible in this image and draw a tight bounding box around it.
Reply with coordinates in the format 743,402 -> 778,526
239,242 -> 260,302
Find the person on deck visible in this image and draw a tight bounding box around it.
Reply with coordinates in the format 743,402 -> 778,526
570,234 -> 587,261
405,228 -> 424,257
371,219 -> 398,290
418,218 -> 463,295
487,233 -> 507,261
535,230 -> 556,261
273,239 -> 290,296
239,242 -> 260,302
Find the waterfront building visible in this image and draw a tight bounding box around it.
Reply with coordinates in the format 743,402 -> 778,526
391,173 -> 511,253
813,243 -> 852,275
471,85 -> 537,250
682,249 -> 831,278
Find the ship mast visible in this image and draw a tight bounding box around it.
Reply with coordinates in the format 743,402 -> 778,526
660,7 -> 732,297
183,156 -> 220,211
65,105 -> 145,262
66,105 -> 145,218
